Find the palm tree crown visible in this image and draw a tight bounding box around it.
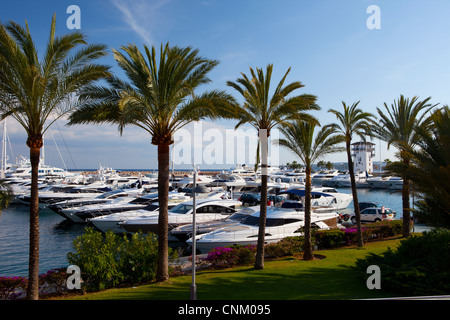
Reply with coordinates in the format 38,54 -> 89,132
69,43 -> 232,141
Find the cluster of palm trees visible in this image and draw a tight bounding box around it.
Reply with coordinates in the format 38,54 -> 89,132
0,16 -> 447,300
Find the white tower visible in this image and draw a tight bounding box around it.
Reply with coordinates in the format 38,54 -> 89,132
351,141 -> 375,174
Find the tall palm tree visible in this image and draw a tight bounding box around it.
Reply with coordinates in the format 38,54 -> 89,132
371,95 -> 436,237
386,106 -> 450,228
68,42 -> 234,282
277,120 -> 344,260
224,64 -> 319,269
0,15 -> 110,300
328,101 -> 374,247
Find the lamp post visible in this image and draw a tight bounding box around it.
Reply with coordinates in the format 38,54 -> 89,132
190,167 -> 197,300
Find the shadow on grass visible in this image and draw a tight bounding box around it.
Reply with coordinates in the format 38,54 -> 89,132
80,264 -> 398,301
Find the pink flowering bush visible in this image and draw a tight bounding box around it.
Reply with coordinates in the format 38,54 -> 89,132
205,245 -> 256,269
39,268 -> 69,296
0,276 -> 27,300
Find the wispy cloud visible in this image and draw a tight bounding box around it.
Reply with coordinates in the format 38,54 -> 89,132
111,0 -> 172,45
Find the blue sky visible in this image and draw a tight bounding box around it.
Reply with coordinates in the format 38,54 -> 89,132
1,0 -> 449,170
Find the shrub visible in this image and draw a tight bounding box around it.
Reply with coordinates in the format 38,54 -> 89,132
0,276 -> 27,300
265,236 -> 304,258
204,245 -> 256,268
119,232 -> 160,285
67,228 -> 123,291
315,229 -> 346,249
354,228 -> 450,295
67,228 -> 176,292
39,268 -> 70,296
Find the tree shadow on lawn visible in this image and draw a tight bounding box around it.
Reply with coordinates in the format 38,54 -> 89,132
126,263 -> 399,300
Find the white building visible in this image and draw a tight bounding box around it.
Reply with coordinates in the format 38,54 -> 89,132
351,141 -> 375,174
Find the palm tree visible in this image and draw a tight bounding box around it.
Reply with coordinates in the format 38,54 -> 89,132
383,103 -> 446,229
0,15 -> 110,299
371,95 -> 436,237
277,120 -> 344,259
328,101 -> 374,247
68,42 -> 234,282
224,64 -> 319,269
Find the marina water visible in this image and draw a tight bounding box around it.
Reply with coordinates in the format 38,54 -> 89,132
0,188 -> 427,277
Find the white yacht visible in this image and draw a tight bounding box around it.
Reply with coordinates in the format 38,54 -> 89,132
16,183 -> 112,208
90,201 -> 181,233
367,176 -> 403,189
59,191 -> 161,223
169,206 -> 258,242
47,188 -> 145,216
279,187 -> 353,210
89,191 -> 230,233
229,164 -> 256,176
187,207 -> 337,253
327,171 -> 370,188
118,198 -> 242,234
311,170 -> 340,186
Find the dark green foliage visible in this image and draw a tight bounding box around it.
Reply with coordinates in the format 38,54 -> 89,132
67,228 -> 176,292
315,229 -> 346,249
354,228 -> 450,295
264,236 -> 305,258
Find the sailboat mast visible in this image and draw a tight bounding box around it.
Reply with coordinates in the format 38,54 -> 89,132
1,121 -> 6,178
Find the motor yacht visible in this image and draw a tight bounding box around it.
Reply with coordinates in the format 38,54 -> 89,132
118,198 -> 242,234
311,170 -> 340,186
169,206 -> 258,242
16,182 -> 113,208
47,188 -> 145,217
89,191 -> 230,233
186,207 -> 337,253
279,187 -> 353,210
90,202 -> 180,233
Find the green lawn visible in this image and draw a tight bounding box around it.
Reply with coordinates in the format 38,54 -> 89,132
57,237 -> 406,300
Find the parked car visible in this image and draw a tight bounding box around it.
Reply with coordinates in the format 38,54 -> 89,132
339,201 -> 379,222
239,193 -> 261,205
349,206 -> 396,224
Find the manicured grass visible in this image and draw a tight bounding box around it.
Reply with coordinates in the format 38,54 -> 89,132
57,237 -> 404,300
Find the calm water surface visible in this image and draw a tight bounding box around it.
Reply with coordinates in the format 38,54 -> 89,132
0,188 -> 425,277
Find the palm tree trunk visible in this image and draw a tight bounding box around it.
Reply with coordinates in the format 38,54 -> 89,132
254,131 -> 268,270
254,172 -> 267,269
156,143 -> 170,282
27,146 -> 40,300
303,165 -> 314,260
402,157 -> 411,237
346,140 -> 364,247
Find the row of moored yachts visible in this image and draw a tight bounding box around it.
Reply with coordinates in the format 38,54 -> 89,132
4,169 -> 355,254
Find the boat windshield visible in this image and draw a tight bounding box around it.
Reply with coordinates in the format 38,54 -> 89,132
97,190 -> 124,199
169,204 -> 193,214
227,213 -> 251,221
242,216 -> 302,227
